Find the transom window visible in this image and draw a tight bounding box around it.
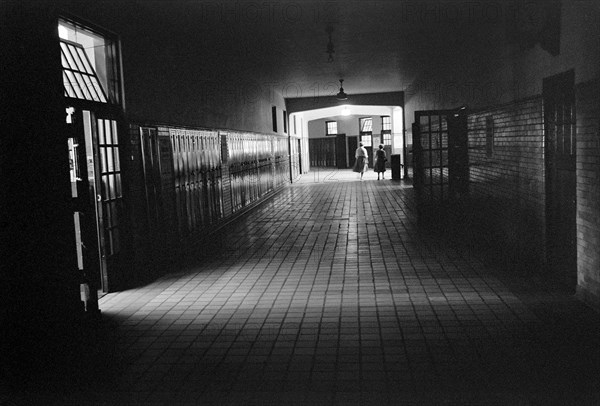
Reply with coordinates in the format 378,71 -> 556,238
359,117 -> 372,132
382,116 -> 391,131
61,41 -> 107,102
326,121 -> 338,136
382,116 -> 392,145
58,19 -> 122,105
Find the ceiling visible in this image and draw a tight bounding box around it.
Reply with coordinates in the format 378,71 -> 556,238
63,0 -> 502,98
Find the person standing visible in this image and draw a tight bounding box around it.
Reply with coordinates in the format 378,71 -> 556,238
374,144 -> 387,180
353,142 -> 368,180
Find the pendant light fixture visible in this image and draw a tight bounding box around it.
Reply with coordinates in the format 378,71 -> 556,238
336,79 -> 348,100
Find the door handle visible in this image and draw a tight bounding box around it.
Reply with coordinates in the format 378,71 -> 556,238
97,194 -> 102,202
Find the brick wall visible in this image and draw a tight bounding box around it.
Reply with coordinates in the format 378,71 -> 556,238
466,83 -> 600,311
575,79 -> 600,310
467,96 -> 546,269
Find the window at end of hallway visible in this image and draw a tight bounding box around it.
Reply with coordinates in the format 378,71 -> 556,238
381,116 -> 391,131
486,116 -> 494,158
381,116 -> 391,145
360,117 -> 372,133
326,121 -> 337,136
272,106 -> 277,133
283,110 -> 287,134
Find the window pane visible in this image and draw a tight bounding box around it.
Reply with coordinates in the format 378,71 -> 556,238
101,174 -> 108,200
360,118 -> 372,132
90,77 -> 107,102
100,147 -> 107,173
113,147 -> 120,171
105,120 -> 112,145
430,115 -> 440,132
61,43 -> 77,69
98,119 -> 105,144
75,72 -> 94,100
63,72 -> 76,98
108,174 -> 115,199
76,47 -> 94,74
69,44 -> 87,73
84,76 -> 101,102
60,52 -> 69,69
115,173 -> 122,198
65,70 -> 84,99
80,75 -> 99,102
111,120 -> 119,144
107,147 -> 114,172
60,37 -> 112,104
382,116 -> 391,131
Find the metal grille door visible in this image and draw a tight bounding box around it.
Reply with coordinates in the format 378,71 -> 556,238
413,108 -> 468,210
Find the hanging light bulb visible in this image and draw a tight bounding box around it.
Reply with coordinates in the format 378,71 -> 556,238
336,79 -> 348,100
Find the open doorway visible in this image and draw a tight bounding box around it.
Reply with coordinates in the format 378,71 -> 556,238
60,16 -> 125,301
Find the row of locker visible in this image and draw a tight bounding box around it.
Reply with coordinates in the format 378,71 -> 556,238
163,128 -> 291,239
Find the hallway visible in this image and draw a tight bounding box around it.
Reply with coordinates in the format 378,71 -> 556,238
48,171 -> 600,404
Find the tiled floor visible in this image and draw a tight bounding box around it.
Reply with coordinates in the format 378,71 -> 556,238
29,170 -> 600,404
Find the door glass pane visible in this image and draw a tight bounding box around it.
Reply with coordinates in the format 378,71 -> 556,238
108,174 -> 115,199
98,119 -> 105,144
100,147 -> 107,173
113,147 -> 120,171
107,148 -> 114,172
115,173 -> 122,198
112,121 -> 118,144
101,175 -> 108,200
105,120 -> 112,145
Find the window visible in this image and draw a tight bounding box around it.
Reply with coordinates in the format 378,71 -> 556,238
61,41 -> 107,102
59,19 -> 122,104
383,133 -> 392,145
381,116 -> 392,145
381,116 -> 391,131
359,117 -> 372,132
486,116 -> 494,158
359,117 -> 372,146
326,121 -> 338,136
361,135 -> 372,147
